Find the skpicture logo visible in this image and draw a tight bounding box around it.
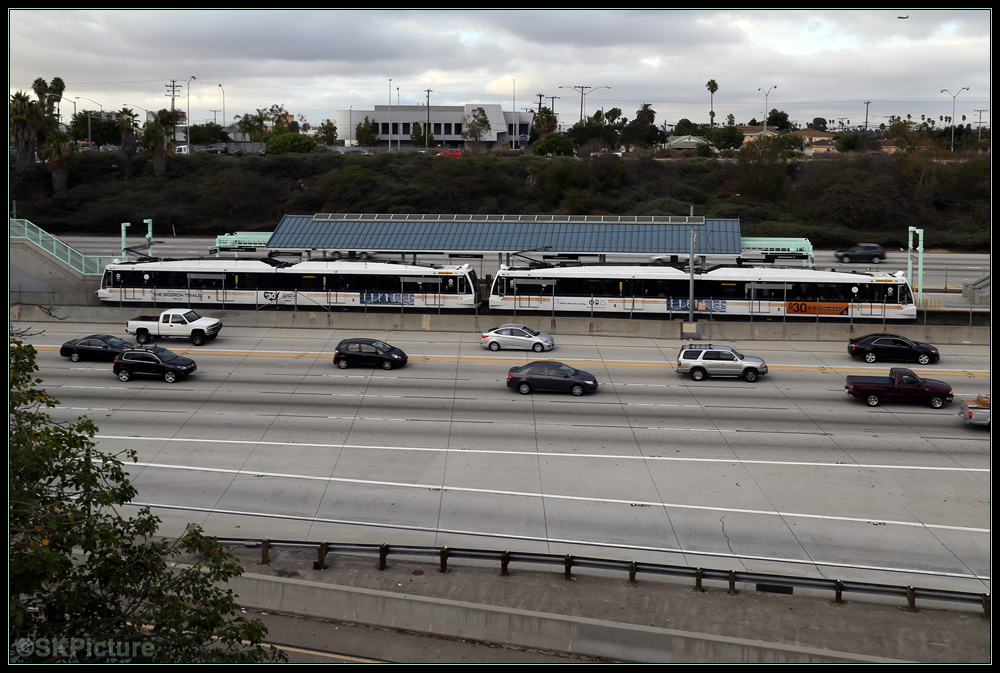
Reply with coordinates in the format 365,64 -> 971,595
13,637 -> 156,661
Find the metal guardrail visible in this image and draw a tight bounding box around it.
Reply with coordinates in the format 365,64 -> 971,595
9,219 -> 117,275
216,537 -> 990,620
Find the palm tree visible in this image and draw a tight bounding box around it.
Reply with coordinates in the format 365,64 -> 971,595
48,76 -> 66,118
10,91 -> 44,177
635,103 -> 655,126
706,79 -> 719,128
117,107 -> 139,180
40,130 -> 75,192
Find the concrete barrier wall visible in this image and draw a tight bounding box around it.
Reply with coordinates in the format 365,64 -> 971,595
229,572 -> 899,663
9,304 -> 990,346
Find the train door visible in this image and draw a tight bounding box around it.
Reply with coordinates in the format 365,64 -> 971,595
514,280 -> 543,309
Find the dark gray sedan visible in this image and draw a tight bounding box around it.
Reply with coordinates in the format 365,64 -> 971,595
506,361 -> 598,396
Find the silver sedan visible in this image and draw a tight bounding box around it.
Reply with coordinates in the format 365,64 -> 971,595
481,324 -> 555,352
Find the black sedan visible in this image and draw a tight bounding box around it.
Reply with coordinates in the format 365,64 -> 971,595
848,333 -> 940,365
507,361 -> 598,396
333,338 -> 408,370
60,334 -> 137,362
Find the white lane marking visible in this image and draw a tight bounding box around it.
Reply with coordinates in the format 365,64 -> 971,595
123,460 -> 989,534
97,434 -> 990,473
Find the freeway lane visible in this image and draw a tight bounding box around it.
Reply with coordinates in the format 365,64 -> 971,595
27,325 -> 991,592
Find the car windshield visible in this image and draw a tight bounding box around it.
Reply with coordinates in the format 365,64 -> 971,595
105,336 -> 127,347
555,364 -> 577,376
372,341 -> 391,351
182,310 -> 201,322
522,327 -> 540,336
157,349 -> 179,362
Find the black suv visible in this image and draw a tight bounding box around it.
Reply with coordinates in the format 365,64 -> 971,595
835,243 -> 886,264
333,338 -> 408,370
113,346 -> 197,383
847,333 -> 940,365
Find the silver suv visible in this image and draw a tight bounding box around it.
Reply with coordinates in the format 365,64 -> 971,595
676,344 -> 768,383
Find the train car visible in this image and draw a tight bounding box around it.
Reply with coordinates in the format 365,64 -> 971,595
488,263 -> 916,320
98,258 -> 480,311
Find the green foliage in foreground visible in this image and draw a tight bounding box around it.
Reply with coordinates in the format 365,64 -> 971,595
10,148 -> 990,251
9,341 -> 286,663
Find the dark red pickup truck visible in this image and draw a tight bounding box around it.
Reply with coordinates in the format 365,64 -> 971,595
845,367 -> 954,408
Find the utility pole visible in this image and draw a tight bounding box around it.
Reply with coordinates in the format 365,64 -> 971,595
862,100 -> 871,136
165,80 -> 182,143
424,89 -> 433,150
973,109 -> 988,144
559,85 -> 609,123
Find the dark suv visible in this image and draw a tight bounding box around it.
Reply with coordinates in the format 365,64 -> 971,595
835,244 -> 886,264
113,346 -> 197,383
333,338 -> 408,370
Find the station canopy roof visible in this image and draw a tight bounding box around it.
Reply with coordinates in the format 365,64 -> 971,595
267,213 -> 742,256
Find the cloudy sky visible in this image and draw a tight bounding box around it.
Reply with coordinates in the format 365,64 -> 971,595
9,9 -> 991,132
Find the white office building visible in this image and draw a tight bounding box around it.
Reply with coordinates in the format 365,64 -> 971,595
336,104 -> 534,152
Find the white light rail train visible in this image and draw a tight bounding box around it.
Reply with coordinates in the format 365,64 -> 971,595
488,263 -> 916,320
98,258 -> 481,311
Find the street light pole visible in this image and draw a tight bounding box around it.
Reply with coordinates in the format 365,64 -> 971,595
940,87 -> 969,152
758,85 -> 776,138
75,96 -> 103,146
186,76 -> 197,148
559,85 -> 610,124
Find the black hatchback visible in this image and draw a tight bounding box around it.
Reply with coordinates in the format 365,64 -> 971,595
848,333 -> 940,365
333,338 -> 408,370
507,361 -> 598,396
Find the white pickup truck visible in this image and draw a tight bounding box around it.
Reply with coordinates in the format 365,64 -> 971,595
958,395 -> 991,426
126,309 -> 222,346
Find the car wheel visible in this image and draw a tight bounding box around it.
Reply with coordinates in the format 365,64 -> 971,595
570,384 -> 585,396
743,369 -> 758,383
136,332 -> 150,344
382,360 -> 394,370
917,354 -> 931,365
117,369 -> 131,382
489,341 -> 501,352
164,371 -> 178,383
336,359 -> 348,369
70,352 -> 81,362
864,352 -> 877,363
691,368 -> 706,381
532,343 -> 544,353
841,255 -> 852,264
871,256 -> 881,264
865,393 -> 880,407
191,333 -> 206,346
928,395 -> 945,409
518,382 -> 532,395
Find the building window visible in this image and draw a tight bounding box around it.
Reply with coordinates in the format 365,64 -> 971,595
391,123 -> 398,135
381,123 -> 389,134
444,123 -> 452,135
433,123 -> 442,136
402,122 -> 410,135
454,123 -> 462,135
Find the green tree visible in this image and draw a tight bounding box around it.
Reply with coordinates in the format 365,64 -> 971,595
9,341 -> 286,664
264,125 -> 316,154
531,131 -> 576,156
737,136 -> 788,201
706,125 -> 744,150
355,115 -> 379,147
705,79 -> 719,128
808,117 -> 829,132
635,103 -> 656,126
314,119 -> 339,146
188,122 -> 230,146
410,121 -> 433,149
461,106 -> 492,152
766,108 -> 792,131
